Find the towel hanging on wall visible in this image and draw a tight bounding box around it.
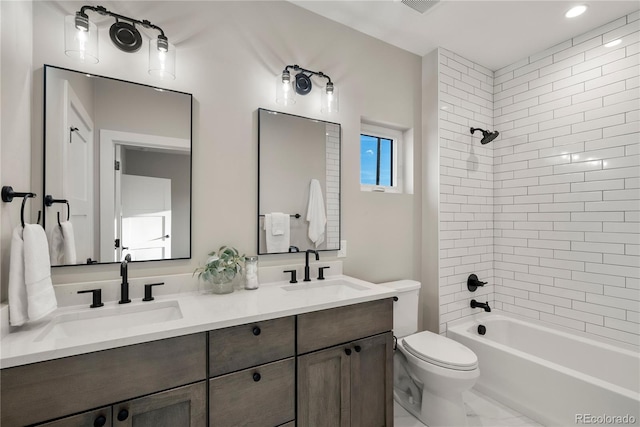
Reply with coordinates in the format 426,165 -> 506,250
9,224 -> 58,326
264,213 -> 290,253
306,179 -> 326,248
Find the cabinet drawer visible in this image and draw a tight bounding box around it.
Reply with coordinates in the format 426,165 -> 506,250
209,316 -> 294,376
1,333 -> 206,427
36,407 -> 111,426
297,299 -> 393,354
209,357 -> 295,427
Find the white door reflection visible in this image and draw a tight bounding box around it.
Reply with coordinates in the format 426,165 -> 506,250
120,174 -> 171,261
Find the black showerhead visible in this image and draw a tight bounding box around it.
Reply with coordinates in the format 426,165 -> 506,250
470,127 -> 499,145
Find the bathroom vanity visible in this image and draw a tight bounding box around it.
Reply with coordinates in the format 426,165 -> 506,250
0,276 -> 395,427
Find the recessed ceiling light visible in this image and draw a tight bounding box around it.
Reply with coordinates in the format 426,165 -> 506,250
605,39 -> 622,48
565,5 -> 587,18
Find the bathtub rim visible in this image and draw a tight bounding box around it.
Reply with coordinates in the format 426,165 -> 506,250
447,310 -> 639,353
446,310 -> 640,400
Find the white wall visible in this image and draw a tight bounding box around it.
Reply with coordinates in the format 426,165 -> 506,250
2,2 -> 423,319
438,48 -> 495,333
493,12 -> 639,345
0,1 -> 33,301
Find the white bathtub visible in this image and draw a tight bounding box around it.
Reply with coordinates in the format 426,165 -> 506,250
447,312 -> 640,427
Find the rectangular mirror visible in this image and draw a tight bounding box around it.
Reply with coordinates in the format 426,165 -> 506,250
44,65 -> 192,266
258,108 -> 340,255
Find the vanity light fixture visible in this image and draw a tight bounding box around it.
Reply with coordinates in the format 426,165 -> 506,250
276,64 -> 339,113
65,5 -> 175,80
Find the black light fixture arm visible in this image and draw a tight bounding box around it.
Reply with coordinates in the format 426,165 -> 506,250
75,5 -> 168,53
284,64 -> 333,85
77,5 -> 166,37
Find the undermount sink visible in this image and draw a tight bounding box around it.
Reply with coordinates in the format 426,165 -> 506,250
35,300 -> 183,342
281,279 -> 369,292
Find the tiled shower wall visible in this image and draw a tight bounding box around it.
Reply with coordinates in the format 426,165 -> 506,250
438,13 -> 639,344
438,48 -> 495,334
325,123 -> 340,249
492,12 -> 639,345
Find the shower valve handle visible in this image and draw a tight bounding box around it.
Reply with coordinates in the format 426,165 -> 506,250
467,274 -> 487,292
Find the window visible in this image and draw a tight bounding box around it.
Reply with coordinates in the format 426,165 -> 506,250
360,123 -> 403,193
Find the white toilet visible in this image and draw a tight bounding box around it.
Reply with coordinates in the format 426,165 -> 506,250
379,280 -> 479,427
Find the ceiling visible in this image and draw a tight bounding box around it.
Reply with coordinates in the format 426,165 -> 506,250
291,1 -> 640,71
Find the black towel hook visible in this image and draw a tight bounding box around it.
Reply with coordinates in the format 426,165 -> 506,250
45,195 -> 70,226
2,186 -> 37,228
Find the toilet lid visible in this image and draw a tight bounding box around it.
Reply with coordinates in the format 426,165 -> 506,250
402,331 -> 478,371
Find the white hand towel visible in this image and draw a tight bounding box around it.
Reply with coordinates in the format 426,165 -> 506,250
60,221 -> 77,264
264,214 -> 290,253
49,225 -> 64,266
306,179 -> 326,248
23,224 -> 57,322
8,226 -> 28,326
270,212 -> 288,236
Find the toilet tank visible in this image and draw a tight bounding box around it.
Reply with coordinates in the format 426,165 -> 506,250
377,280 -> 421,338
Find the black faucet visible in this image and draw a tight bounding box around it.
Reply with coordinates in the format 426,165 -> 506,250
470,299 -> 491,312
304,249 -> 319,282
119,254 -> 132,304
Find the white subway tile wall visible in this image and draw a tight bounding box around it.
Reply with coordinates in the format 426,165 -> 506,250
439,48 -> 495,334
492,13 -> 639,345
439,13 -> 639,345
325,123 -> 340,249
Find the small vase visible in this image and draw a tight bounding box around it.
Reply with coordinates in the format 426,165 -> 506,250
211,278 -> 235,294
199,275 -> 235,295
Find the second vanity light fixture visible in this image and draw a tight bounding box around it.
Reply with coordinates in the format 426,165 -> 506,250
276,64 -> 339,113
65,5 -> 175,80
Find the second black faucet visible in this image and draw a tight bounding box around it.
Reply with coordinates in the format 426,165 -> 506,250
304,249 -> 319,282
119,254 -> 132,304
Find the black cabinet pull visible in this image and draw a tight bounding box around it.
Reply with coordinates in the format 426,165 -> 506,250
252,326 -> 261,336
94,415 -> 107,427
117,409 -> 129,421
253,372 -> 261,382
344,348 -> 352,356
354,345 -> 362,353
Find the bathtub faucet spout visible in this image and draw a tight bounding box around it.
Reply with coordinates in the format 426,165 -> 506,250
470,299 -> 491,312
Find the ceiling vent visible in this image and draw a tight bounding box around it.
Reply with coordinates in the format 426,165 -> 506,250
401,0 -> 440,14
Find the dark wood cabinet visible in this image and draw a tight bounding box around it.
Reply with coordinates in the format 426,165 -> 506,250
2,333 -> 206,427
210,358 -> 295,427
209,316 -> 295,377
297,343 -> 352,427
2,298 -> 393,427
37,382 -> 206,427
298,332 -> 394,427
37,407 -> 112,427
114,381 -> 206,427
349,333 -> 394,427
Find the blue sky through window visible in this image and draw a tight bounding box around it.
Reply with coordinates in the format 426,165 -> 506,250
361,134 -> 392,186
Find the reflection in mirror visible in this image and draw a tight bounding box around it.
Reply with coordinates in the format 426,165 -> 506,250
44,65 -> 192,266
258,108 -> 340,255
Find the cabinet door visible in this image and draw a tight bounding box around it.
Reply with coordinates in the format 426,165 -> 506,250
350,333 -> 394,427
297,345 -> 351,427
36,407 -> 111,427
114,382 -> 206,427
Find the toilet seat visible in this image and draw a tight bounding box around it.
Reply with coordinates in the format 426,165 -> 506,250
402,331 -> 478,371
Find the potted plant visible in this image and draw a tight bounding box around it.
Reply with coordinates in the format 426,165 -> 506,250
194,246 -> 245,294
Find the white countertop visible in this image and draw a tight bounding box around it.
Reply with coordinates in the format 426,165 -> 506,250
0,274 -> 396,369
